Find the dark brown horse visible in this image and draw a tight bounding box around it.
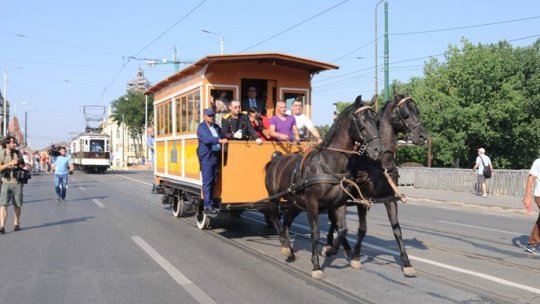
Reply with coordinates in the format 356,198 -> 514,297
264,97 -> 384,279
324,94 -> 427,277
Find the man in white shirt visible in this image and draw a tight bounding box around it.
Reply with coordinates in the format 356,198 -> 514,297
523,158 -> 540,254
472,147 -> 493,197
289,100 -> 322,143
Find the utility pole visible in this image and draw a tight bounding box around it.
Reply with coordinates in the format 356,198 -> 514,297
142,46 -> 192,72
24,111 -> 27,146
384,1 -> 390,102
3,71 -> 7,137
374,0 -> 383,111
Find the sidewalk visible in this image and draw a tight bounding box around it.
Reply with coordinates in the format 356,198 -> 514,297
400,187 -> 527,214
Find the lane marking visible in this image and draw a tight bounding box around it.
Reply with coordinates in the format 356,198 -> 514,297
132,236 -> 216,304
114,173 -> 152,186
438,220 -> 522,235
248,213 -> 540,296
78,186 -> 86,191
92,198 -> 105,208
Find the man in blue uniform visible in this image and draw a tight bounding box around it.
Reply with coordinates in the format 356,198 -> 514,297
197,108 -> 228,215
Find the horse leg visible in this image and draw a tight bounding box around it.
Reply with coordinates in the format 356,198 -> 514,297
385,202 -> 416,277
281,206 -> 301,262
323,205 -> 350,258
351,205 -> 368,269
305,196 -> 323,279
269,199 -> 290,259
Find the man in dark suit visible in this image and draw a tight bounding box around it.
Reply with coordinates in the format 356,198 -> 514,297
197,108 -> 228,215
242,86 -> 266,115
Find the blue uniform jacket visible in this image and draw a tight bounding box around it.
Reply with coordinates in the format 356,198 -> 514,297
197,122 -> 223,162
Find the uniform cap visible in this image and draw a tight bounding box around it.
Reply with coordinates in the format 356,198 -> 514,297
203,108 -> 215,116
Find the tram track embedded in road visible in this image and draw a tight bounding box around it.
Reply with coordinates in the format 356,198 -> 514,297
91,174 -> 530,303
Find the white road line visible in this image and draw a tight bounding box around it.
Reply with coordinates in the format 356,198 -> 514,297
114,173 -> 152,186
248,213 -> 540,296
78,186 -> 86,191
132,236 -> 216,304
438,220 -> 521,235
92,198 -> 105,208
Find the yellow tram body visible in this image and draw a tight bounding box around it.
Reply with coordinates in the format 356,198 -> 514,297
147,53 -> 337,213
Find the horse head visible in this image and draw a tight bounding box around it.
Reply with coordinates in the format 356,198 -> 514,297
350,95 -> 384,161
390,94 -> 427,145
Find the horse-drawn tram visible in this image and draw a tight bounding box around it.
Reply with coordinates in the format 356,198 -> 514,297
146,53 -> 339,229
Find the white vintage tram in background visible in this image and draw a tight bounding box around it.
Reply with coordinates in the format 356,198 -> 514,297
70,106 -> 111,173
70,131 -> 111,173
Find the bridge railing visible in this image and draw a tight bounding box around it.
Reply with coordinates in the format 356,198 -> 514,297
398,167 -> 529,197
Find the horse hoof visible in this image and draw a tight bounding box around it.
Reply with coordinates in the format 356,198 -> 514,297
311,270 -> 324,280
350,260 -> 362,269
403,266 -> 417,277
320,245 -> 331,257
281,247 -> 291,257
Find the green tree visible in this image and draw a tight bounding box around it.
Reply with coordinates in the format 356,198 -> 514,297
111,92 -> 154,157
399,39 -> 540,168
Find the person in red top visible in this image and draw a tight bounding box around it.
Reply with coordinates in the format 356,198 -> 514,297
247,107 -> 271,143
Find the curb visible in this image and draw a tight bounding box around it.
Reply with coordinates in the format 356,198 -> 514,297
407,196 -> 527,215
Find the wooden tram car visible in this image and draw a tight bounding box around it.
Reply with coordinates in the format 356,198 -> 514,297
70,131 -> 111,173
146,53 -> 338,229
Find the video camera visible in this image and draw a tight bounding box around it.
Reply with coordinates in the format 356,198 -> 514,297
1,150 -> 31,184
48,145 -> 60,157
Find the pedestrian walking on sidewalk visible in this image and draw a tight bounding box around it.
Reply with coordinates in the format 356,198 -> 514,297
522,158 -> 540,254
472,148 -> 493,197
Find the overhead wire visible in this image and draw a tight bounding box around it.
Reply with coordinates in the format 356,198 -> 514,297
238,0 -> 349,53
0,30 -> 124,58
98,0 -> 207,102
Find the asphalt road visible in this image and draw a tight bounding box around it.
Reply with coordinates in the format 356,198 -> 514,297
1,170 -> 539,304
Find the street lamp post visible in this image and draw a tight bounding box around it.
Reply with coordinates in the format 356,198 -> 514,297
3,70 -> 7,137
2,68 -> 22,137
201,29 -> 224,54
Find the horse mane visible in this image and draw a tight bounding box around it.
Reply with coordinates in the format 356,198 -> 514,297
320,103 -> 357,147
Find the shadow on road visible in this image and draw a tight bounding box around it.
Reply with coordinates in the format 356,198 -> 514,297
21,216 -> 94,231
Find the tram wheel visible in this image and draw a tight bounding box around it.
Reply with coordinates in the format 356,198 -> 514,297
196,205 -> 210,230
172,196 -> 185,218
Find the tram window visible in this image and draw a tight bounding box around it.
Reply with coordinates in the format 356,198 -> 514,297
183,96 -> 189,132
157,101 -> 172,137
192,90 -> 200,131
210,89 -> 232,105
174,88 -> 201,134
284,93 -> 305,110
175,97 -> 183,134
90,140 -> 104,152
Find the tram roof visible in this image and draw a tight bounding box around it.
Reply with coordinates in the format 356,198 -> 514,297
146,53 -> 339,94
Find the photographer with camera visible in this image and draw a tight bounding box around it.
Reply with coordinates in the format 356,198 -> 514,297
51,146 -> 74,202
0,136 -> 28,234
248,107 -> 271,144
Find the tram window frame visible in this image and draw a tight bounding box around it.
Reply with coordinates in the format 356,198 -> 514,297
174,88 -> 201,135
156,100 -> 172,137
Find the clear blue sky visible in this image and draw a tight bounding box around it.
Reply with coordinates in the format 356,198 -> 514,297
1,0 -> 538,148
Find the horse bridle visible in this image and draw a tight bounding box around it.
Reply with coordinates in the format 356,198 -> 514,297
395,96 -> 422,134
324,105 -> 380,156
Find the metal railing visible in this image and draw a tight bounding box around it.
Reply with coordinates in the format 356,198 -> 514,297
398,168 -> 529,197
